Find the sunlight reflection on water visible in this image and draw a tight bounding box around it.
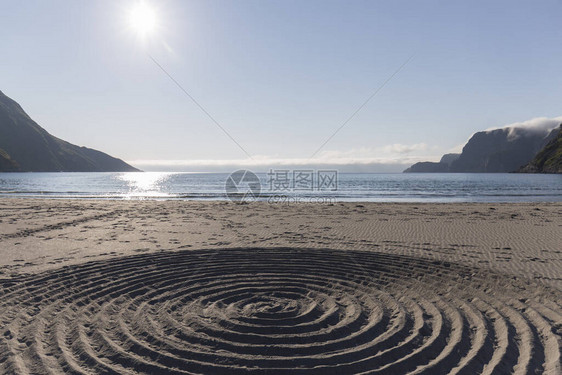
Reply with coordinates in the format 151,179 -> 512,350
117,172 -> 175,199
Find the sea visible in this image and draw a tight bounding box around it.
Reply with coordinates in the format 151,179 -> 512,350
0,172 -> 560,202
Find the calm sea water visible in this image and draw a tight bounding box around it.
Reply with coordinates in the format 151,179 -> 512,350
0,172 -> 560,202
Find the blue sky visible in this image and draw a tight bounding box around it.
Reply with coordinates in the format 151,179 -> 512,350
2,0 -> 561,171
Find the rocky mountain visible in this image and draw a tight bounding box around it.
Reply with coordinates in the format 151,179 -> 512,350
404,123 -> 558,173
448,127 -> 557,173
0,148 -> 20,171
0,90 -> 139,172
439,153 -> 460,165
403,153 -> 460,173
517,125 -> 562,173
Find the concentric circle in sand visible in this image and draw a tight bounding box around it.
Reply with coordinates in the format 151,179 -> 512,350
0,248 -> 560,374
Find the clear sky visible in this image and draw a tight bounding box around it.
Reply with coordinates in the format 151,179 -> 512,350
2,0 -> 561,171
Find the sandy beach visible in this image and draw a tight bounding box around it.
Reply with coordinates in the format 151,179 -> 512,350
1,199 -> 561,374
3,0 -> 562,372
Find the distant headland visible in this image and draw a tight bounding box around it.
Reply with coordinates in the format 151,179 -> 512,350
404,122 -> 562,174
0,90 -> 139,172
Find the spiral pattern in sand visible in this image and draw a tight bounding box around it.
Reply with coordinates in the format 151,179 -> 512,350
1,248 -> 560,374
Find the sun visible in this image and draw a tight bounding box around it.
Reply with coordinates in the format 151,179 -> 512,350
129,1 -> 157,37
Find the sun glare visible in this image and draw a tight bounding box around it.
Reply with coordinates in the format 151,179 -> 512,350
129,1 -> 157,37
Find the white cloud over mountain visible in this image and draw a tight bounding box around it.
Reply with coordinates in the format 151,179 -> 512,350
486,116 -> 562,140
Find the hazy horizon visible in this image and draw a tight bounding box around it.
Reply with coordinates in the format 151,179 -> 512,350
2,0 -> 562,172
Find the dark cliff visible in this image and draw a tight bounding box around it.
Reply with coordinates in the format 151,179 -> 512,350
404,124 -> 557,173
517,125 -> 562,173
0,90 -> 139,172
